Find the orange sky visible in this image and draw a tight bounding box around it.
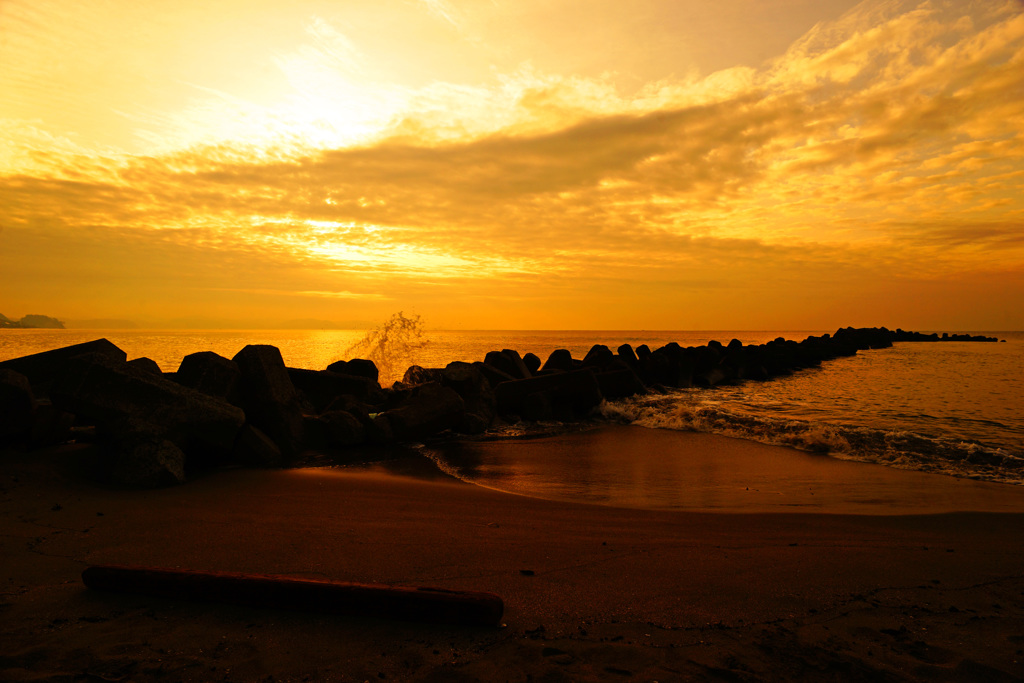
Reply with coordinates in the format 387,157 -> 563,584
2,0 -> 1023,330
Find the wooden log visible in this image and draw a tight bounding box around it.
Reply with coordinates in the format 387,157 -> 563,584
81,565 -> 504,626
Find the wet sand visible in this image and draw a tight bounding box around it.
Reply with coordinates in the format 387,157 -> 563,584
3,427 -> 1024,681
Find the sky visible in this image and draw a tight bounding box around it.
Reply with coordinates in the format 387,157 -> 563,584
1,0 -> 1023,330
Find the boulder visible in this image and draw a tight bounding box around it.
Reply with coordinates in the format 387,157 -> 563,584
472,361 -> 515,389
0,338 -> 127,398
29,400 -> 75,449
617,344 -> 639,368
232,345 -> 304,459
0,369 -> 36,442
127,357 -> 162,376
582,344 -> 615,369
484,350 -> 531,379
541,349 -> 574,373
594,367 -> 647,399
109,435 -> 187,488
50,353 -> 245,459
442,362 -> 496,433
319,410 -> 366,447
287,367 -> 383,412
401,365 -> 444,386
232,424 -> 284,468
175,352 -> 239,401
494,369 -> 603,420
326,358 -> 379,383
522,353 -> 541,374
376,383 -> 465,441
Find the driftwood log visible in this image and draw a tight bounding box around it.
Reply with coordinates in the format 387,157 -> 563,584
81,565 -> 504,626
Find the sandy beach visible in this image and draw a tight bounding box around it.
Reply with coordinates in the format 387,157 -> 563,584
3,426 -> 1024,682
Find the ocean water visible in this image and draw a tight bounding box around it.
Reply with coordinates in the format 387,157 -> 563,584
2,328 -> 1021,489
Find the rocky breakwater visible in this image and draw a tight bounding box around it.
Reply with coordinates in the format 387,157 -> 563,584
0,327 -> 1002,488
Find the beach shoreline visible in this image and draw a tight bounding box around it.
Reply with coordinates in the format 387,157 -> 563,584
3,428 -> 1024,681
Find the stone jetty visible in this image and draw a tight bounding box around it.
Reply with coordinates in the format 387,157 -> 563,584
0,327 -> 1001,487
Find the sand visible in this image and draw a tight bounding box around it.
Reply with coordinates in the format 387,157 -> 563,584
2,426 -> 1024,682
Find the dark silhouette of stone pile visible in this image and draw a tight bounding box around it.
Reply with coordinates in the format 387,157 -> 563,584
0,327 -> 1001,487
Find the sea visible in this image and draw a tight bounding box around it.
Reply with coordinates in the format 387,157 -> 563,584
2,328 -> 1022,493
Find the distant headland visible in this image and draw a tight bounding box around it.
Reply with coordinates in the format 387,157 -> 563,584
0,313 -> 65,329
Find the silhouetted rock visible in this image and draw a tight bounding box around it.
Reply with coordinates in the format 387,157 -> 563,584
472,361 -> 516,389
376,382 -> 465,441
617,344 -> 639,368
50,353 -> 245,470
175,352 -> 239,401
109,434 -> 186,488
442,362 -> 496,434
232,423 -> 284,468
582,344 -> 615,369
232,345 -> 304,459
319,410 -> 366,447
0,369 -> 35,442
494,369 -> 603,421
287,367 -> 383,412
522,353 -> 541,374
0,338 -> 127,398
326,358 -> 380,383
29,400 -> 75,449
541,349 -> 574,373
594,367 -> 647,399
127,357 -> 162,376
401,365 -> 443,386
484,350 -> 531,379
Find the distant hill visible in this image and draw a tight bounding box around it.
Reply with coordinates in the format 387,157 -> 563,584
0,313 -> 66,329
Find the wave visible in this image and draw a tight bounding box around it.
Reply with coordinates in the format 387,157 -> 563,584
597,394 -> 1024,486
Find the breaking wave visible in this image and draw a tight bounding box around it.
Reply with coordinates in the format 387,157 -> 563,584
597,393 -> 1024,485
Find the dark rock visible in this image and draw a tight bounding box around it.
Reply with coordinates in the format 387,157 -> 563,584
472,361 -> 516,389
232,345 -> 304,459
484,350 -> 531,379
109,435 -> 186,488
0,369 -> 36,442
376,383 -> 465,441
522,353 -> 541,374
582,344 -> 615,369
442,362 -> 496,433
326,358 -> 379,383
319,410 -> 366,447
495,369 -> 603,420
287,367 -> 383,412
127,357 -> 162,376
594,367 -> 647,399
232,424 -> 284,467
29,400 -> 75,449
540,349 -> 574,372
0,338 -> 127,398
617,344 -> 639,368
175,352 -> 239,401
50,353 -> 245,462
401,365 -> 444,386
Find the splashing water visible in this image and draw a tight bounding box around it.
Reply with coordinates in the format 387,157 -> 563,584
339,311 -> 428,384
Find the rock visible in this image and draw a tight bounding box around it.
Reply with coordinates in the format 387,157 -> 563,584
401,365 -> 444,386
376,383 -> 465,441
127,357 -> 162,376
109,435 -> 187,488
494,369 -> 603,420
617,344 -> 639,368
29,400 -> 75,449
50,353 -> 245,462
442,362 -> 496,433
0,369 -> 36,442
472,361 -> 516,389
594,367 -> 647,399
484,350 -> 531,379
319,410 -> 366,447
582,344 -> 615,369
231,345 -> 304,459
175,352 -> 240,401
0,338 -> 127,398
232,424 -> 284,468
541,349 -> 574,372
287,367 -> 383,412
522,353 -> 541,374
326,358 -> 379,383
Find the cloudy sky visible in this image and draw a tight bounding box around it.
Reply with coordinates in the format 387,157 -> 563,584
2,0 -> 1022,329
